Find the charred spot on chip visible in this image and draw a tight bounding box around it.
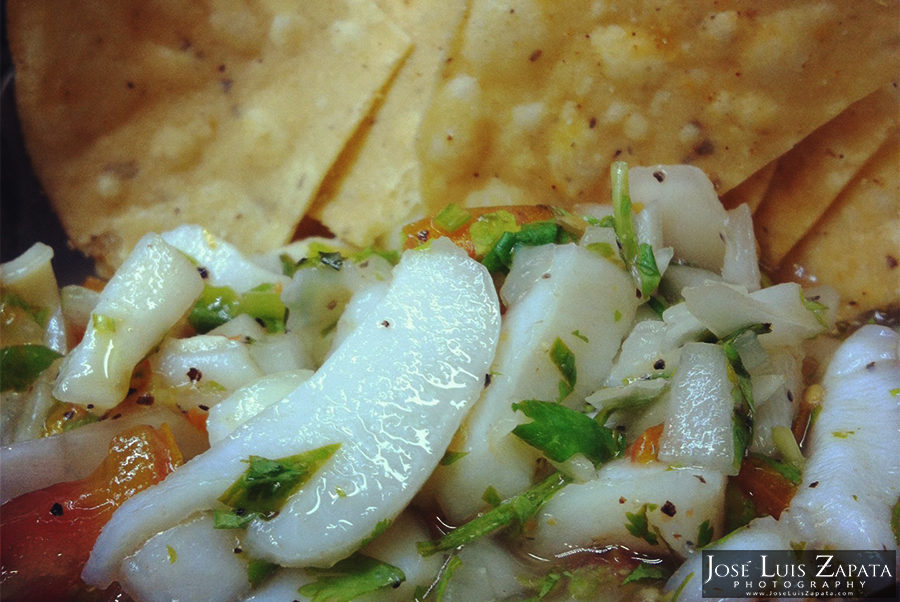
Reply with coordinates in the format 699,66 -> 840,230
887,255 -> 898,269
694,139 -> 715,156
187,367 -> 202,382
529,49 -> 543,62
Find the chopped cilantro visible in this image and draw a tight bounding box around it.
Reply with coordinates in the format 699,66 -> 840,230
247,559 -> 277,587
832,430 -> 855,439
891,388 -> 900,397
1,292 -> 49,328
213,509 -> 263,530
481,220 -> 559,274
415,555 -> 462,602
298,553 -> 405,602
511,400 -> 626,467
189,283 -> 287,334
350,247 -> 401,265
218,443 -> 340,515
166,545 -> 177,564
549,337 -> 577,400
609,162 -> 662,297
359,519 -> 393,548
624,503 -> 659,546
439,450 -> 468,466
91,314 -> 117,333
696,519 -> 715,548
521,571 -> 563,601
434,203 -> 473,233
647,295 -> 668,318
0,344 -> 63,392
482,486 -> 502,508
571,330 -> 589,344
416,472 -> 570,557
621,562 -> 670,585
282,249 -> 345,277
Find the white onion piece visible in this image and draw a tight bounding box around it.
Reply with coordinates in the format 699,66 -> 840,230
433,243 -> 639,522
0,365 -> 58,446
658,343 -> 737,475
787,325 -> 900,550
206,370 -> 313,445
161,225 -> 288,294
60,284 -> 101,346
721,204 -> 761,292
119,513 -> 249,602
151,334 -> 263,391
208,313 -> 267,340
442,538 -> 532,602
1,242 -> 66,353
658,264 -> 722,302
53,235 -> 204,412
83,239 -> 500,585
0,406 -> 208,503
525,459 -> 726,559
683,281 -> 829,348
629,165 -> 727,272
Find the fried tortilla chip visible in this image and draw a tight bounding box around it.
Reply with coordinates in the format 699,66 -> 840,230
309,0 -> 468,247
416,0 -> 900,214
9,0 -> 411,275
720,161 -> 777,213
753,83 -> 900,269
776,136 -> 900,322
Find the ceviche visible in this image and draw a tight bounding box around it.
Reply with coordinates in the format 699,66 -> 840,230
2,162 -> 897,602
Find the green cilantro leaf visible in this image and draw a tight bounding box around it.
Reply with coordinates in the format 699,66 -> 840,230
511,400 -> 626,466
696,519 -> 715,548
415,555 -> 463,602
298,553 -> 405,602
439,450 -> 468,466
480,220 -> 559,274
189,283 -> 287,334
218,443 -> 340,515
625,503 -> 659,546
1,292 -> 50,328
549,337 -> 576,400
621,562 -> 671,585
416,472 -> 570,557
0,344 -> 63,392
247,559 -> 278,587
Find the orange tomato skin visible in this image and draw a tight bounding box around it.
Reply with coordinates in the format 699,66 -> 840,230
732,456 -> 797,520
0,425 -> 182,602
629,423 -> 665,464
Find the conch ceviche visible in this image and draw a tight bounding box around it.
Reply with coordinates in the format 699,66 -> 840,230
1,164 -> 898,602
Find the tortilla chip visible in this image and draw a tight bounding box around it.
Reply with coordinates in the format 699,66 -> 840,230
754,83 -> 900,270
9,0 -> 411,275
720,161 -> 777,213
416,0 -> 900,215
309,0 -> 468,247
776,136 -> 900,322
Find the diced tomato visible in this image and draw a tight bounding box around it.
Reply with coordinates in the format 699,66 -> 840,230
731,455 -> 797,520
82,276 -> 107,293
629,423 -> 664,464
402,205 -> 556,257
0,424 -> 182,602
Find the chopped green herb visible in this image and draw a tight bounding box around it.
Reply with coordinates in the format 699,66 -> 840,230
415,555 -> 462,602
439,450 -> 468,466
511,400 -> 626,467
613,309 -> 623,323
91,314 -> 117,333
358,519 -> 393,548
800,291 -> 830,329
350,247 -> 401,266
570,330 -> 589,344
299,553 -> 405,602
621,562 -> 671,585
481,220 -> 558,274
521,571 -> 563,601
585,241 -> 616,258
470,210 -> 519,257
624,503 -> 659,546
248,559 -> 277,587
832,430 -> 855,439
166,545 -> 177,564
696,519 -> 715,548
1,292 -> 50,328
482,486 -> 502,508
213,509 -> 263,530
891,388 -> 900,397
647,295 -> 668,318
609,162 -> 662,297
634,243 -> 662,298
434,203 -> 473,233
549,337 -> 577,400
0,344 -> 63,392
790,540 -> 807,552
416,472 -> 570,557
282,249 -> 345,277
189,283 -> 287,334
219,443 -> 340,515
597,215 -> 616,229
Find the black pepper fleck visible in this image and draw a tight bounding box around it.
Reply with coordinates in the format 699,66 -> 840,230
197,266 -> 209,279
484,373 -> 492,388
416,230 -> 430,242
653,359 -> 666,370
136,394 -> 155,406
187,367 -> 202,382
787,390 -> 794,402
234,547 -> 243,554
63,410 -> 75,420
198,404 -> 210,412
50,503 -> 64,516
695,475 -> 707,484
865,361 -> 876,370
661,501 -> 677,517
652,170 -> 665,183
809,481 -> 819,488
379,320 -> 391,328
